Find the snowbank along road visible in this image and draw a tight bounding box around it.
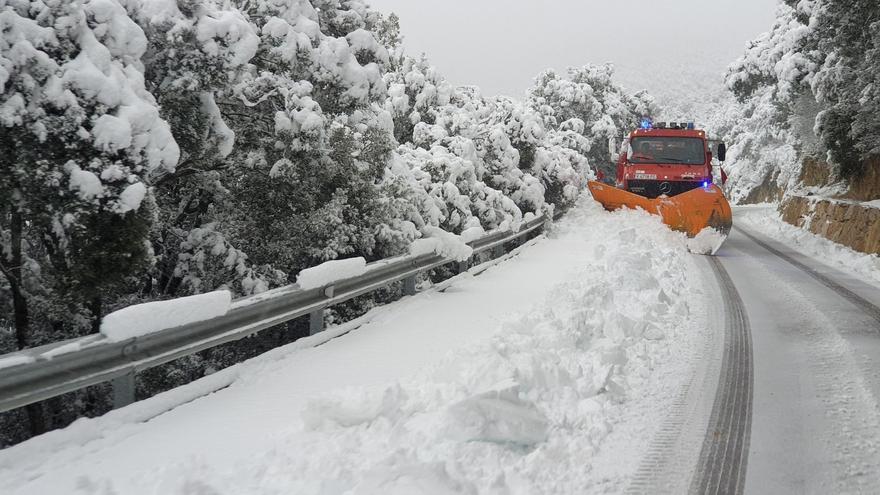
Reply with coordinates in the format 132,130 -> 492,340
2,201 -> 880,494
0,199 -> 712,494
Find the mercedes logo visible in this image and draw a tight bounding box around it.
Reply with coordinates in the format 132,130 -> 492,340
659,182 -> 672,194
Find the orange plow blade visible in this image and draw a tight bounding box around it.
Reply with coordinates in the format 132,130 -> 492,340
587,181 -> 732,254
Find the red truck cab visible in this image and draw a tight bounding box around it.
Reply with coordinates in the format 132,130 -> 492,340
615,122 -> 717,199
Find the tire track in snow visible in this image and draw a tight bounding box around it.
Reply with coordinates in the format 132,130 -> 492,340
626,256 -> 725,495
690,257 -> 753,495
735,226 -> 880,325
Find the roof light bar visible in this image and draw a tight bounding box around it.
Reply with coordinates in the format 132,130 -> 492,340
642,121 -> 698,131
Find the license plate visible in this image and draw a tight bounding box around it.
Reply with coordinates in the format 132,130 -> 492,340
634,173 -> 657,180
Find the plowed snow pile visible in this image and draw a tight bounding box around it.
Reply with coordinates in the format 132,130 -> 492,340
0,198 -> 709,495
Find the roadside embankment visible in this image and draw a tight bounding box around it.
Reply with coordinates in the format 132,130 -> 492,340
780,195 -> 880,255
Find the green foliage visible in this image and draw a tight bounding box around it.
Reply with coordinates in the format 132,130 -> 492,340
818,109 -> 862,179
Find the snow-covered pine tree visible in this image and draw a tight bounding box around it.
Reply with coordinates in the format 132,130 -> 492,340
808,0 -> 880,179
116,0 -> 286,300
0,0 -> 178,434
718,0 -> 880,199
711,2 -> 811,202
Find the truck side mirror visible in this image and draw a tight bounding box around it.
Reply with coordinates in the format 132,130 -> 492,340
717,142 -> 727,162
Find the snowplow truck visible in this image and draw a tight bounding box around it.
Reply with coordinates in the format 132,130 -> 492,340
588,121 -> 732,253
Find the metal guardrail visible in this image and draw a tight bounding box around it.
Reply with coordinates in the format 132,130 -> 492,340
0,214 -> 553,413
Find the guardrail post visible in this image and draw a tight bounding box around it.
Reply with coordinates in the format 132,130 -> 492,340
403,275 -> 417,296
309,309 -> 324,335
112,371 -> 135,409
456,260 -> 468,274
492,245 -> 505,259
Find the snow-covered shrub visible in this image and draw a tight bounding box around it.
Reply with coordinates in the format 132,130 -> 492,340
527,64 -> 655,182
379,61 -> 651,225
217,0 -> 408,276
810,0 -> 880,178
394,143 -> 522,233
383,54 -> 453,144
0,0 -> 182,440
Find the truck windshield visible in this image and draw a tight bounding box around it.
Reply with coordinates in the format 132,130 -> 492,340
629,137 -> 705,165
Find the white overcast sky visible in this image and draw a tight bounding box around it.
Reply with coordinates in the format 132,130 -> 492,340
367,0 -> 780,107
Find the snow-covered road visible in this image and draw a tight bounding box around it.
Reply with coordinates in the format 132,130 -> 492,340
2,202 -> 880,495
715,222 -> 880,494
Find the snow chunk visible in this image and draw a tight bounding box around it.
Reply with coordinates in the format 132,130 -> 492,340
687,227 -> 727,255
66,162 -> 104,200
302,384 -> 406,429
459,218 -> 486,243
443,380 -> 549,446
296,257 -> 367,289
92,114 -> 132,152
100,163 -> 126,181
200,92 -> 235,158
100,290 -> 232,342
345,29 -> 389,64
195,10 -> 259,66
117,182 -> 146,213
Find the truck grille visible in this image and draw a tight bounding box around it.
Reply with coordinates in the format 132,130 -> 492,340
627,180 -> 702,199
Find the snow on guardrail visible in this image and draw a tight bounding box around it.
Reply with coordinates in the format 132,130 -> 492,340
100,291 -> 233,342
0,355 -> 35,371
410,226 -> 474,261
296,258 -> 368,290
0,213 -> 552,414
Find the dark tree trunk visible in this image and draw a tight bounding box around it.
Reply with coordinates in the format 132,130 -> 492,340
4,211 -> 47,435
89,296 -> 102,335
9,211 -> 28,349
